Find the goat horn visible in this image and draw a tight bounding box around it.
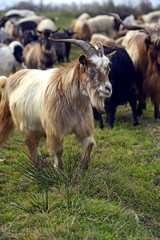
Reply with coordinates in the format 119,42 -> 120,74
95,41 -> 104,57
106,51 -> 117,59
103,45 -> 114,49
49,37 -> 99,58
95,41 -> 115,57
107,12 -> 160,39
95,41 -> 114,56
106,12 -> 146,31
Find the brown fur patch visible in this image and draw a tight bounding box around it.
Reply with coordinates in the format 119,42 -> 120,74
0,98 -> 14,144
124,32 -> 160,105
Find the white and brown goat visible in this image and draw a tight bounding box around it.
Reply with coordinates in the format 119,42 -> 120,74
0,39 -> 114,170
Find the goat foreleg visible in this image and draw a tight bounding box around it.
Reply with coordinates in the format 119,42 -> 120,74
80,136 -> 96,170
46,134 -> 64,171
23,130 -> 42,167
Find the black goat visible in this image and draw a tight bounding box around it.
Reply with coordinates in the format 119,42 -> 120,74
64,28 -> 75,62
52,28 -> 74,63
93,45 -> 139,128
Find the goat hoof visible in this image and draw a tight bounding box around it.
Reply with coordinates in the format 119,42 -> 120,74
107,124 -> 113,129
44,156 -> 54,166
134,121 -> 139,126
154,114 -> 160,120
53,163 -> 63,172
155,118 -> 160,121
79,162 -> 89,171
137,109 -> 143,116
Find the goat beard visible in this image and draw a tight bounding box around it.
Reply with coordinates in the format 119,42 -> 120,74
89,89 -> 105,113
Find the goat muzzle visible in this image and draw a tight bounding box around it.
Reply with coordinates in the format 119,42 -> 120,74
99,82 -> 112,98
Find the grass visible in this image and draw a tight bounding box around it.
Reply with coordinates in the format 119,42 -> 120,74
0,12 -> 160,240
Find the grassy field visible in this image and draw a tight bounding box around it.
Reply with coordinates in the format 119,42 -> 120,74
0,12 -> 160,240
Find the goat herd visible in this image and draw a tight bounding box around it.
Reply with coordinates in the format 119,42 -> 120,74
0,9 -> 160,170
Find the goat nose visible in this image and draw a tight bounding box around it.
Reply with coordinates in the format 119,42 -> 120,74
105,85 -> 111,91
105,82 -> 112,91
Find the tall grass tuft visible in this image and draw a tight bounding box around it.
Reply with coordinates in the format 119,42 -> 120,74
11,149 -> 115,213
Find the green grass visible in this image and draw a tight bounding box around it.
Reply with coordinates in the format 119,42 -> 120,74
0,13 -> 160,240
38,11 -> 77,30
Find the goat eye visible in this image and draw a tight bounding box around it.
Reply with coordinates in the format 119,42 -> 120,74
89,69 -> 96,74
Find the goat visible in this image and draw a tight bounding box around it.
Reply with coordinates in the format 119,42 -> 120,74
92,45 -> 139,128
109,12 -> 160,119
22,29 -> 57,69
87,15 -> 120,39
0,9 -> 35,29
70,12 -> 90,37
0,38 -> 113,170
36,18 -> 57,32
78,12 -> 90,21
0,41 -> 23,77
1,10 -> 36,38
52,28 -> 74,63
9,41 -> 23,65
71,15 -> 120,41
51,32 -> 66,63
19,17 -> 56,46
14,15 -> 44,42
0,44 -> 15,77
5,9 -> 36,18
119,15 -> 137,30
3,19 -> 17,38
64,28 -> 75,62
70,18 -> 90,41
137,10 -> 160,26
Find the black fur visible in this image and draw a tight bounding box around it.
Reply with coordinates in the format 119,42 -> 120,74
13,45 -> 23,63
93,46 -> 139,128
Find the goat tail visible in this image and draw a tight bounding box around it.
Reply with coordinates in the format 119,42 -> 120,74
0,94 -> 14,145
0,76 -> 7,90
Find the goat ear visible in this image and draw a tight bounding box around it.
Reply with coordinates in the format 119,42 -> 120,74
79,55 -> 87,67
106,51 -> 117,59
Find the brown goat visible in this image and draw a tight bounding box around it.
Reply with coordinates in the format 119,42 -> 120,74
22,29 -> 57,69
0,39 -> 114,170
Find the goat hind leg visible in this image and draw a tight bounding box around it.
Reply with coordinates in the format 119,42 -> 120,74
154,103 -> 160,119
129,98 -> 139,126
106,107 -> 116,128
